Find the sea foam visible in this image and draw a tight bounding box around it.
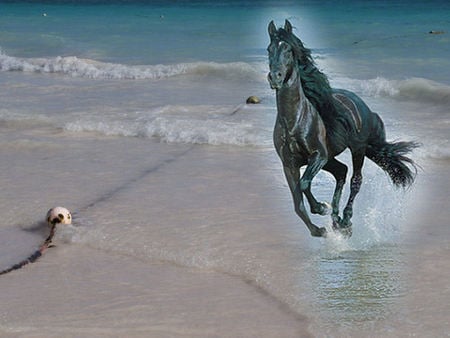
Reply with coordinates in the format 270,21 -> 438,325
64,105 -> 271,146
332,76 -> 450,105
0,50 -> 261,81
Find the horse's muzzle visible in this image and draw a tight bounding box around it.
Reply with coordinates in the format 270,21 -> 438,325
267,72 -> 282,90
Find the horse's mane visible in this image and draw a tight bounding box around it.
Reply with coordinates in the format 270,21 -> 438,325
276,28 -> 352,134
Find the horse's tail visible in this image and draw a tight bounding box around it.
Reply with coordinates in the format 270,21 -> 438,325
367,141 -> 419,187
366,113 -> 419,188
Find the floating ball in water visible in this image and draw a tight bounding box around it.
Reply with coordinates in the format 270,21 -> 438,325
246,96 -> 261,104
46,206 -> 72,226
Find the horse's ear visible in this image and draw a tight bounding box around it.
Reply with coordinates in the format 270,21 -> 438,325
268,20 -> 277,38
284,20 -> 293,33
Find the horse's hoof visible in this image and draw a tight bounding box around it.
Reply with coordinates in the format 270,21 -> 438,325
311,227 -> 327,238
332,216 -> 342,230
333,225 -> 352,238
312,202 -> 331,216
339,226 -> 352,238
331,217 -> 352,238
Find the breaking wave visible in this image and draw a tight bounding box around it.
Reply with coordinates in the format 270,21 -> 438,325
333,76 -> 450,105
64,105 -> 271,146
0,50 -> 262,80
65,117 -> 265,146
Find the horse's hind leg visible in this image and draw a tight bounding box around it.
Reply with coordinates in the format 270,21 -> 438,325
340,151 -> 365,235
322,159 -> 348,228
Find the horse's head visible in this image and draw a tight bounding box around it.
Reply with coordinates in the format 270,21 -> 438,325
267,20 -> 296,90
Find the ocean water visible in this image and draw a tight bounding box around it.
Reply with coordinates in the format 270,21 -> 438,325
1,0 -> 449,151
1,0 -> 450,336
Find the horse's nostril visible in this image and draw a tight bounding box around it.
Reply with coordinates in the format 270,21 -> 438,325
277,72 -> 282,79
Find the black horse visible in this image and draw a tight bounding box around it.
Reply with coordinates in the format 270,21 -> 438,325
267,20 -> 418,238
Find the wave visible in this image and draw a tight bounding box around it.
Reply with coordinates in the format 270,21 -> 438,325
64,105 -> 271,146
0,105 -> 271,147
0,50 -> 262,80
65,118 -> 264,146
332,76 -> 450,105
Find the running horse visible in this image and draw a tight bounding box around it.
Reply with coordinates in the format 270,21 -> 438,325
267,20 -> 418,238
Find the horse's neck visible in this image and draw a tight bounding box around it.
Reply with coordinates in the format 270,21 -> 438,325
276,69 -> 319,132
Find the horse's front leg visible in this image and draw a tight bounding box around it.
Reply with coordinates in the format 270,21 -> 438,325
301,151 -> 330,216
283,165 -> 327,237
304,187 -> 331,215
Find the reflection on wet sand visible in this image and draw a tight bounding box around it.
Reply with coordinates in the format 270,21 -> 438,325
313,244 -> 405,326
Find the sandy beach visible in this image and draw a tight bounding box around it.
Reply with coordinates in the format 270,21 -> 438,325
0,122 -> 449,337
0,126 -> 312,337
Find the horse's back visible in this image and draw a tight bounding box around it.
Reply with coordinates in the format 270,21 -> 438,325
332,88 -> 382,132
332,88 -> 372,117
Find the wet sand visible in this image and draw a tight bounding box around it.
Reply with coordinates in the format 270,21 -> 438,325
0,125 -> 449,337
0,126 -> 312,337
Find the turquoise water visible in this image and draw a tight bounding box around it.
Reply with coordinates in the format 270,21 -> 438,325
1,0 -> 449,80
295,0 -> 450,81
1,0 -> 449,150
0,1 -> 268,64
